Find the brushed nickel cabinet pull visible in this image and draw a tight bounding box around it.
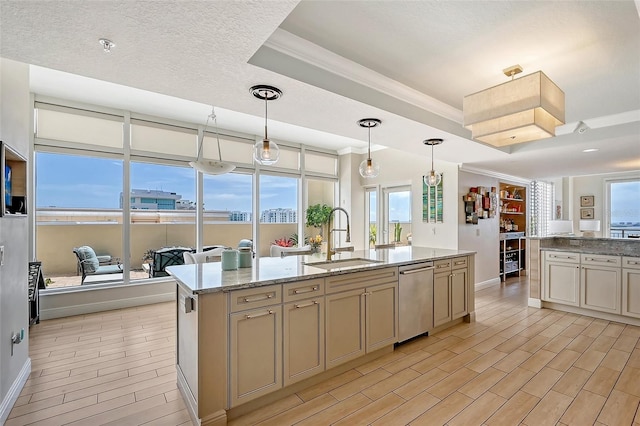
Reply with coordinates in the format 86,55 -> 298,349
293,286 -> 319,294
243,294 -> 273,303
245,310 -> 274,319
294,301 -> 319,309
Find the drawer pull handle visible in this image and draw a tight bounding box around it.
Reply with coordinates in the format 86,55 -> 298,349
629,261 -> 639,265
246,310 -> 274,319
586,258 -> 616,263
361,292 -> 372,297
400,266 -> 434,275
294,301 -> 319,309
454,261 -> 466,265
243,294 -> 273,303
293,286 -> 319,294
437,264 -> 450,269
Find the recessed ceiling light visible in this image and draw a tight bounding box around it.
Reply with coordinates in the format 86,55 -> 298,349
582,148 -> 599,153
99,38 -> 115,53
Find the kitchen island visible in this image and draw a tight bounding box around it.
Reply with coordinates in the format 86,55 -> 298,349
167,246 -> 475,425
528,236 -> 639,325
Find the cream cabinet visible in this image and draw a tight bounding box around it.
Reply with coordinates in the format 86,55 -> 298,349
433,257 -> 468,328
283,279 -> 325,386
623,257 -> 640,318
228,286 -> 283,407
580,254 -> 621,314
543,251 -> 580,306
325,268 -> 398,369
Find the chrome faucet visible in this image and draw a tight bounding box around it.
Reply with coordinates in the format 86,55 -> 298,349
326,207 -> 351,260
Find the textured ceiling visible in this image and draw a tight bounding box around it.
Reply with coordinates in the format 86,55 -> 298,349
1,0 -> 639,179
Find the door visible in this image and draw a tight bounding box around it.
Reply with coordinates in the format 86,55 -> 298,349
366,282 -> 398,352
433,271 -> 452,327
283,298 -> 325,386
451,267 -> 468,320
325,288 -> 366,369
544,261 -> 580,306
382,186 -> 411,246
623,267 -> 640,318
229,305 -> 282,407
581,265 -> 621,314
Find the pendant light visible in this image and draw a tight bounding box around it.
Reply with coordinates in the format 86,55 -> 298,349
250,85 -> 282,165
189,106 -> 236,175
423,138 -> 443,187
358,118 -> 381,178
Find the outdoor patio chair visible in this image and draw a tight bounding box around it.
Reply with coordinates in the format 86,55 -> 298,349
270,245 -> 312,257
73,246 -> 123,285
184,247 -> 225,264
148,247 -> 192,277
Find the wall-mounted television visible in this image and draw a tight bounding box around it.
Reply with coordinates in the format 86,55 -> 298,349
5,164 -> 11,210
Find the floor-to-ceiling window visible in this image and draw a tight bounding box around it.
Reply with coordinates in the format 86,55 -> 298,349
607,179 -> 640,238
33,99 -> 338,289
382,186 -> 411,246
35,151 -> 124,288
365,187 -> 377,248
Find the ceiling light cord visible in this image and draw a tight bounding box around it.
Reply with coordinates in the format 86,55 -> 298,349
263,90 -> 269,142
196,106 -> 224,162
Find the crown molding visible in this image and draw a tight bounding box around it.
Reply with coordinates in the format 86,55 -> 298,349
264,29 -> 463,124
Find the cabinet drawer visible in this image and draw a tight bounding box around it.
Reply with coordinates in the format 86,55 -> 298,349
229,285 -> 282,313
451,257 -> 468,270
544,251 -> 579,264
283,279 -> 325,302
623,257 -> 640,270
326,267 -> 397,294
434,259 -> 453,271
581,254 -> 621,267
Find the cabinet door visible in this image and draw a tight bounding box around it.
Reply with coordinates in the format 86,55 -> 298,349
229,305 -> 282,407
433,272 -> 451,327
366,282 -> 398,352
283,298 -> 325,386
325,288 -> 366,369
544,261 -> 580,306
451,268 -> 468,320
623,268 -> 640,318
580,265 -> 621,314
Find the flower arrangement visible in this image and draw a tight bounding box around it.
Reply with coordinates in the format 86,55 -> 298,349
273,237 -> 295,247
309,234 -> 323,253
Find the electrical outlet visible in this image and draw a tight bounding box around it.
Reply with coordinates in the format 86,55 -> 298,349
0,245 -> 4,266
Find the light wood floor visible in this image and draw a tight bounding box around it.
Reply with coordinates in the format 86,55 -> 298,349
8,277 -> 640,425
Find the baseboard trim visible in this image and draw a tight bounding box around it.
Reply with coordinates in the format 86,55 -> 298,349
0,357 -> 31,424
475,278 -> 501,291
40,292 -> 174,320
528,298 -> 542,308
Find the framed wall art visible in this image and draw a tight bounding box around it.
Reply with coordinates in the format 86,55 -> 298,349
580,208 -> 594,219
580,195 -> 594,207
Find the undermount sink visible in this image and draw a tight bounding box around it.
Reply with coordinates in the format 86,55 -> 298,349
304,258 -> 382,270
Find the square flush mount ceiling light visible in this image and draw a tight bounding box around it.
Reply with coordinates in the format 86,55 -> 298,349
463,65 -> 565,147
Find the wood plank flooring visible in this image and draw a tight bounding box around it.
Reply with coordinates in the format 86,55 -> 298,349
9,277 -> 640,425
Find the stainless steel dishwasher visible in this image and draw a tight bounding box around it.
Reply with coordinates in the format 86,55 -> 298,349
398,262 -> 435,342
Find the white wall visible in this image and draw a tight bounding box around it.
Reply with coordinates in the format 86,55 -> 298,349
346,148 -> 459,250
458,170 -> 500,286
565,171 -> 640,237
0,58 -> 30,423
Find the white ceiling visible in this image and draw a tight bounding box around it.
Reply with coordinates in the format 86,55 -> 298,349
1,0 -> 639,180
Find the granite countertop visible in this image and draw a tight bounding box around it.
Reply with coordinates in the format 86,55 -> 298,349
167,246 -> 475,294
531,236 -> 640,257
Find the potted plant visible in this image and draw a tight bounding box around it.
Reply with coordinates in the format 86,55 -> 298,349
305,203 -> 332,236
394,222 -> 402,243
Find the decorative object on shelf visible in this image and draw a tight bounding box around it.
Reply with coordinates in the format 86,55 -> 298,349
580,195 -> 595,207
580,208 -> 594,219
548,220 -> 574,235
250,84 -> 282,165
423,138 -> 442,187
580,219 -> 601,237
463,64 -> 565,147
308,235 -> 323,253
423,173 -> 443,223
357,118 -> 381,178
189,106 -> 236,175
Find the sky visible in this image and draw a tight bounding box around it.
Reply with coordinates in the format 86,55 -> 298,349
35,152 -> 638,224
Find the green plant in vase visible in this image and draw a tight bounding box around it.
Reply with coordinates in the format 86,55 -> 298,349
369,224 -> 377,247
305,203 -> 332,236
394,222 -> 402,243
